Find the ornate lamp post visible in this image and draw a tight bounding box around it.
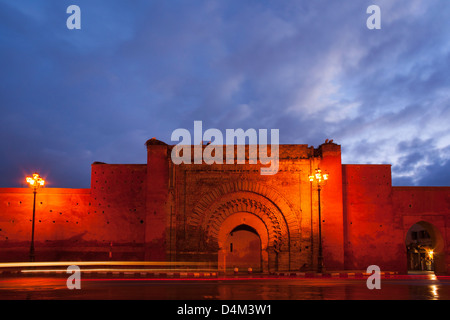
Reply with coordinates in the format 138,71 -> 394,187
26,173 -> 45,262
309,168 -> 329,273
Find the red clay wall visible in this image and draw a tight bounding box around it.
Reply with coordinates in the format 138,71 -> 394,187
144,139 -> 170,261
0,188 -> 91,261
317,143 -> 345,271
0,163 -> 147,262
1,141 -> 448,275
342,164 -> 407,273
90,163 -> 147,260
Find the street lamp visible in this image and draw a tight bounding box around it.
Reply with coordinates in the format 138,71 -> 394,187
309,168 -> 329,273
26,173 -> 45,262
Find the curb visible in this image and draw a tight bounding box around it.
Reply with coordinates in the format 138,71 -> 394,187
0,270 -> 219,278
3,270 -> 426,280
272,271 -> 399,279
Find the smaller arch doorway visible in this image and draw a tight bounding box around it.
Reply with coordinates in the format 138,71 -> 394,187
405,221 -> 445,273
224,225 -> 262,272
217,212 -> 269,273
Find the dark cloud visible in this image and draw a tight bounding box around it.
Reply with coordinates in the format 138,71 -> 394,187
0,0 -> 449,187
417,159 -> 450,186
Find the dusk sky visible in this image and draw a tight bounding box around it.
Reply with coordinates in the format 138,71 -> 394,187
1,0 -> 449,188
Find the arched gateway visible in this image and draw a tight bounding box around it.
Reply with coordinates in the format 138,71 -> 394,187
189,181 -> 302,272
405,221 -> 446,274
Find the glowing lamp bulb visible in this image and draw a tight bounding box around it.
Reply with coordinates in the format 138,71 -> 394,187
309,168 -> 329,184
26,173 -> 45,189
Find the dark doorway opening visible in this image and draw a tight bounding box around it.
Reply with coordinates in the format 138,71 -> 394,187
405,221 -> 444,273
224,224 -> 262,272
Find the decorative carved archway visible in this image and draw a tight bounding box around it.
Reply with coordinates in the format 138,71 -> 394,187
188,181 -> 302,271
202,193 -> 287,251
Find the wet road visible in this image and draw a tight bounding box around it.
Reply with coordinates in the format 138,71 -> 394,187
0,276 -> 449,300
